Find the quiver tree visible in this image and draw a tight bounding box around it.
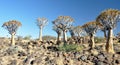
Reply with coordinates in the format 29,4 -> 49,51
36,17 -> 48,41
82,21 -> 101,49
73,26 -> 83,37
96,9 -> 120,53
53,16 -> 74,44
69,26 -> 75,38
53,25 -> 62,43
2,20 -> 22,45
99,26 -> 108,51
73,26 -> 84,43
99,26 -> 108,41
117,32 -> 120,38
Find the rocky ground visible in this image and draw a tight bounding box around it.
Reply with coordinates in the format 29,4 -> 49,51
0,39 -> 120,65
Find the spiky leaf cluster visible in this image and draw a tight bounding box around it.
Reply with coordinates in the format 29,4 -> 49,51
2,20 -> 22,35
53,25 -> 62,35
96,9 -> 120,29
82,21 -> 101,35
53,16 -> 74,31
73,26 -> 83,36
36,17 -> 48,28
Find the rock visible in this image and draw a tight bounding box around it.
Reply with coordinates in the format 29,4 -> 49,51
104,53 -> 113,64
97,54 -> 105,61
95,61 -> 105,65
63,52 -> 68,57
83,50 -> 89,55
113,54 -> 118,58
30,60 -> 34,65
83,44 -> 89,48
45,56 -> 49,61
91,49 -> 99,56
55,57 -> 64,65
80,55 -> 87,61
74,52 -> 81,58
18,51 -> 26,56
87,55 -> 94,61
47,46 -> 58,51
116,59 -> 120,64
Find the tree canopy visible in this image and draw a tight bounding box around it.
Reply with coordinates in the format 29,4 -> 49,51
2,20 -> 22,35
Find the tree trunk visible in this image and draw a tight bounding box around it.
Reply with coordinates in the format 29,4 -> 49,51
11,33 -> 15,45
103,30 -> 107,51
106,29 -> 114,53
57,34 -> 60,41
103,30 -> 107,38
90,34 -> 95,49
39,27 -> 42,41
65,32 -> 67,41
78,33 -> 80,37
70,32 -> 74,39
57,33 -> 61,43
63,30 -> 67,44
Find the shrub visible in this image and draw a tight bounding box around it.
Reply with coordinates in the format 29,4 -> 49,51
42,35 -> 56,41
24,35 -> 32,40
94,37 -> 105,43
57,44 -> 84,52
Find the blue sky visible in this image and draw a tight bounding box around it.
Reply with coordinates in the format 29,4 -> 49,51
0,0 -> 120,39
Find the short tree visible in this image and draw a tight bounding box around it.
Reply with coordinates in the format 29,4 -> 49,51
73,26 -> 84,43
53,16 -> 74,43
2,20 -> 22,45
82,21 -> 101,49
73,26 -> 83,37
117,32 -> 120,38
36,17 -> 48,41
96,9 -> 120,53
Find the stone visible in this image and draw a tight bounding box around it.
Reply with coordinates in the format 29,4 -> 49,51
116,59 -> 120,64
9,60 -> 17,65
91,49 -> 99,56
97,54 -> 105,61
95,61 -> 105,65
87,55 -> 94,61
80,55 -> 87,61
83,44 -> 89,48
74,52 -> 81,58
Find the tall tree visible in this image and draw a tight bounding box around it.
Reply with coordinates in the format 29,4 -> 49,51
2,20 -> 22,45
69,26 -> 75,38
96,9 -> 120,53
53,16 -> 74,43
53,25 -> 62,43
82,21 -> 101,49
36,17 -> 48,41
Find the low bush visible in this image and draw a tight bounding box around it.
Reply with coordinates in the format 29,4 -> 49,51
94,37 -> 105,43
57,44 -> 84,52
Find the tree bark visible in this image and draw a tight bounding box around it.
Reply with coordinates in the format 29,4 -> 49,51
103,30 -> 107,51
63,30 -> 67,44
70,32 -> 74,39
11,33 -> 15,45
39,27 -> 42,41
106,29 -> 114,53
78,33 -> 80,37
57,33 -> 61,43
90,34 -> 95,49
